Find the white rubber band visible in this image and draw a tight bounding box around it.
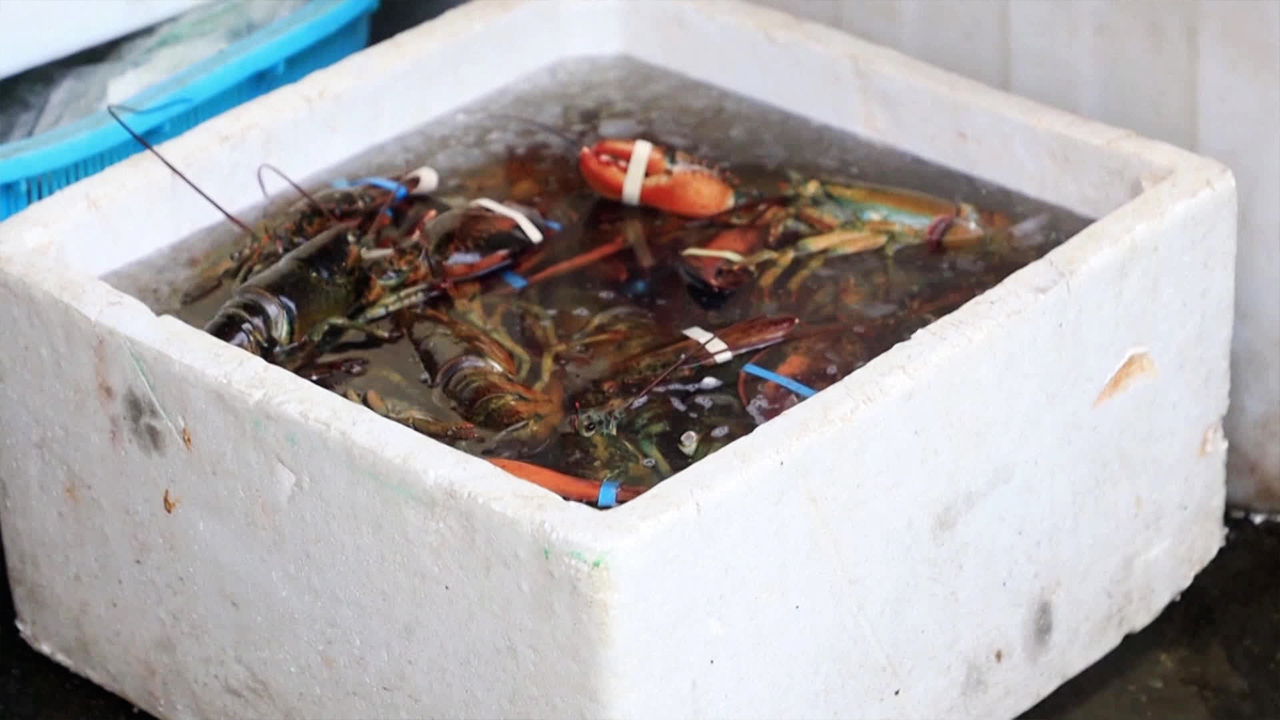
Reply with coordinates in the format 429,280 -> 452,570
680,247 -> 747,263
682,326 -> 733,364
360,248 -> 394,261
621,139 -> 653,206
469,198 -> 544,244
405,165 -> 439,196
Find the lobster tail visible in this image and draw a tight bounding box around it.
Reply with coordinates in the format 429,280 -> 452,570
204,286 -> 292,358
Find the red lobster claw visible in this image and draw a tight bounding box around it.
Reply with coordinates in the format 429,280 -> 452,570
578,139 -> 736,218
488,458 -> 647,507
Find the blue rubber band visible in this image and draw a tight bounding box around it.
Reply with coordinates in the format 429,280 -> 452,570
353,177 -> 409,200
597,478 -> 620,508
742,363 -> 818,398
545,219 -> 564,232
329,176 -> 408,201
501,270 -> 528,289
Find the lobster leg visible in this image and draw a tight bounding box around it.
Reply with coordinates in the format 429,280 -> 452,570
355,282 -> 448,323
753,248 -> 791,297
631,427 -> 674,477
304,316 -> 403,345
730,228 -> 889,298
345,389 -> 479,441
298,357 -> 370,386
501,236 -> 629,291
780,229 -> 891,296
270,316 -> 403,372
448,300 -> 535,381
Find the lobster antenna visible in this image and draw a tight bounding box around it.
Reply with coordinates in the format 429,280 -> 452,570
621,351 -> 692,411
625,323 -> 770,409
256,163 -> 339,223
107,104 -> 256,237
787,320 -> 845,343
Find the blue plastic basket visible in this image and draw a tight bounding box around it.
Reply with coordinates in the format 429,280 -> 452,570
0,0 -> 380,221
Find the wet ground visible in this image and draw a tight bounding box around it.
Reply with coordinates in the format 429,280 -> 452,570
1,513 -> 1275,718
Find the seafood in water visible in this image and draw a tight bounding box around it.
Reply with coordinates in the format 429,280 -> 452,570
157,110 -> 1071,509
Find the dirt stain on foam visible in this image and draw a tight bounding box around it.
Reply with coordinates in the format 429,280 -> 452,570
933,467 -> 1015,539
123,387 -> 167,456
92,338 -> 125,451
1030,598 -> 1055,657
962,661 -> 988,697
1094,348 -> 1157,407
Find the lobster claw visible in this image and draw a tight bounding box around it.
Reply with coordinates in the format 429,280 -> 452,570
488,458 -> 646,507
417,200 -> 551,281
923,203 -> 1013,251
578,139 -> 736,219
678,225 -> 768,296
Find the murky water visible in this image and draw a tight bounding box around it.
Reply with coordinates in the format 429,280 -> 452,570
106,56 -> 1094,504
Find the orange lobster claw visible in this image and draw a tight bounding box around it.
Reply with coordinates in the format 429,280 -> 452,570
679,225 -> 769,293
578,139 -> 736,219
489,458 -> 647,507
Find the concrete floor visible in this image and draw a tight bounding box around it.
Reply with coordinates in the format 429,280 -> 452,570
1,515 -> 1275,718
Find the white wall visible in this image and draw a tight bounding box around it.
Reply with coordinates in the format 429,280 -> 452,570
749,0 -> 1280,511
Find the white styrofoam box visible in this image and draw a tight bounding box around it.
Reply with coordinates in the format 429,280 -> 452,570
0,1 -> 1237,718
748,0 -> 1280,511
0,0 -> 210,81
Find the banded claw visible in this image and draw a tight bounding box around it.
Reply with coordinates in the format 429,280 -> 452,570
578,139 -> 737,219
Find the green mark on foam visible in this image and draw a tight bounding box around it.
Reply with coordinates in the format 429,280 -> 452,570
360,467 -> 421,502
561,550 -> 609,569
